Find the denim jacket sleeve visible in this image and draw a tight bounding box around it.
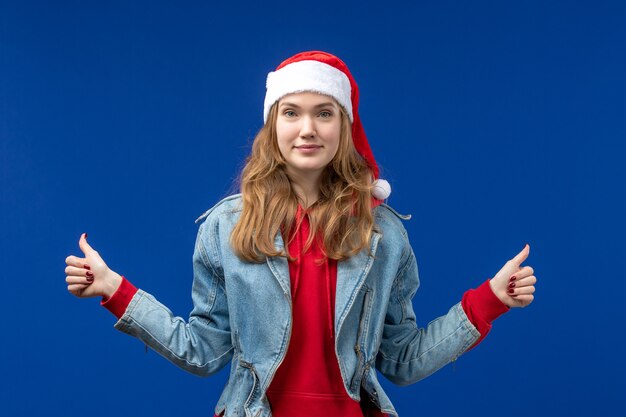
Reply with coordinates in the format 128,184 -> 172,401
374,240 -> 481,386
113,220 -> 234,377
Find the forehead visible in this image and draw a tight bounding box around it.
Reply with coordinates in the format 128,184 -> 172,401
278,92 -> 340,108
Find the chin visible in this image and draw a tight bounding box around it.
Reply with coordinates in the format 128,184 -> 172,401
288,162 -> 328,175
290,159 -> 327,170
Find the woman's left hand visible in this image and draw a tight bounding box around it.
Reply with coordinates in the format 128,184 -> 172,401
489,244 -> 537,308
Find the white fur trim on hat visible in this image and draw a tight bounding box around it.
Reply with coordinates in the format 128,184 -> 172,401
264,60 -> 353,123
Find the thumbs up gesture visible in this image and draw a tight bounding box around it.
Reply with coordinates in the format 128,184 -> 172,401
489,244 -> 537,308
65,233 -> 122,299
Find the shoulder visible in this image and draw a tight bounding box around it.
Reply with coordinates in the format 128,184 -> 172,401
373,202 -> 412,237
194,194 -> 243,225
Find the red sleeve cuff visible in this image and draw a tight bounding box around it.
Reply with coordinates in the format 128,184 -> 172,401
461,279 -> 510,351
470,279 -> 510,323
100,276 -> 138,319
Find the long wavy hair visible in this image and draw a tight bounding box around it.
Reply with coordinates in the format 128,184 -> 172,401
230,101 -> 375,263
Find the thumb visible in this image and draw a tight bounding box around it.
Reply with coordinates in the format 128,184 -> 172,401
78,232 -> 98,256
511,243 -> 530,266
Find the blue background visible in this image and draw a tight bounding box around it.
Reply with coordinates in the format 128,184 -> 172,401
1,1 -> 624,416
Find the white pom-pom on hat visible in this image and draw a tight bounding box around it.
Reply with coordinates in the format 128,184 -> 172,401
372,179 -> 391,200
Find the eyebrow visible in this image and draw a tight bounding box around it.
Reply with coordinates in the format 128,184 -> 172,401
278,101 -> 337,109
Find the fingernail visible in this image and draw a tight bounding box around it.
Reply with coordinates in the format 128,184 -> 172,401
86,271 -> 94,277
507,288 -> 515,294
509,275 -> 517,282
84,233 -> 88,239
508,282 -> 516,288
86,276 -> 94,282
84,264 -> 91,270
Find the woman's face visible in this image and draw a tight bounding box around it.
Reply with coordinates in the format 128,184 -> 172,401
275,92 -> 342,182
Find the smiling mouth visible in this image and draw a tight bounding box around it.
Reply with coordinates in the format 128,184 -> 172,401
295,145 -> 322,149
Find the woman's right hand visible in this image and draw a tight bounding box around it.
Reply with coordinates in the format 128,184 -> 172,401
65,233 -> 122,299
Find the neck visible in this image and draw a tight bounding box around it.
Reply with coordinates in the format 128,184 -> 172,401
287,169 -> 322,208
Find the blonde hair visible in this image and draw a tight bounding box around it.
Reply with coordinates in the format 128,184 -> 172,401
230,103 -> 375,263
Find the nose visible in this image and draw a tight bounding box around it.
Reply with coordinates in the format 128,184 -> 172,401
299,115 -> 316,139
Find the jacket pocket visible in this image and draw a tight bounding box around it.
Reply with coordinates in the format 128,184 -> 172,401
239,360 -> 260,417
351,287 -> 373,392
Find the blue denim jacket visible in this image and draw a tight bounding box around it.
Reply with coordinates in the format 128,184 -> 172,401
113,194 -> 480,417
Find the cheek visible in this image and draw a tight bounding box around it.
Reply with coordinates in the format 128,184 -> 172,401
325,124 -> 342,154
276,123 -> 297,146
275,128 -> 288,154
275,136 -> 289,159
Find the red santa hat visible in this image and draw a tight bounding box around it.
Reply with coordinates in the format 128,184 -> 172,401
263,50 -> 391,201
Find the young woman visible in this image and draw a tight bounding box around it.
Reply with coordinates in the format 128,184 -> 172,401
64,51 -> 537,417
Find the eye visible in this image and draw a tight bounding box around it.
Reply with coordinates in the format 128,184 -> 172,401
318,110 -> 333,118
283,110 -> 297,118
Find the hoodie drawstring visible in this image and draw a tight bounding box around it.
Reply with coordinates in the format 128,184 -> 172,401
325,258 -> 333,339
292,206 -> 303,299
290,205 -> 334,339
